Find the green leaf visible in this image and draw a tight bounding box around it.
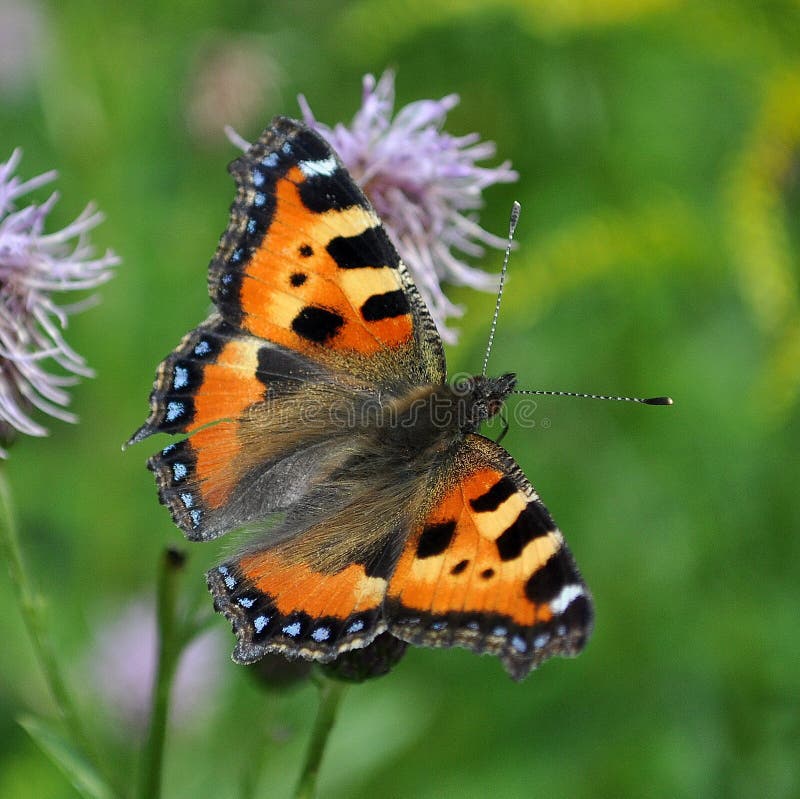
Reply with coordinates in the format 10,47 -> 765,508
18,715 -> 114,799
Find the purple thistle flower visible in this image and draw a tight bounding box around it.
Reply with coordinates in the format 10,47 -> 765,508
0,149 -> 119,456
228,71 -> 518,342
86,598 -> 225,734
298,71 -> 518,342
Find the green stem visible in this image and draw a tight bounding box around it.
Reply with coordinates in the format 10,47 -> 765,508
0,468 -> 110,785
293,676 -> 347,799
137,547 -> 187,799
239,717 -> 273,799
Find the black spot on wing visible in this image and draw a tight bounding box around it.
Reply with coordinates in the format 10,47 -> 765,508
291,306 -> 344,344
524,550 -> 577,604
470,477 -> 517,512
480,568 -> 495,580
416,521 -> 456,559
495,503 -> 554,561
326,227 -> 401,270
561,594 -> 592,631
450,559 -> 469,575
290,272 -> 307,286
255,344 -> 322,393
360,539 -> 398,580
361,290 -> 410,322
299,173 -> 367,214
299,244 -> 313,257
291,128 -> 333,162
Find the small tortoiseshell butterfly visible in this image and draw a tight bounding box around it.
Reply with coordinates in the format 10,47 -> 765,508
128,117 -> 593,680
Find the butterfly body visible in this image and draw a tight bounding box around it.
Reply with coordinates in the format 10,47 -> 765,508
131,117 -> 592,680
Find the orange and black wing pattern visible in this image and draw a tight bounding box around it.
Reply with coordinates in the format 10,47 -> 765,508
386,435 -> 593,680
207,433 -> 592,681
209,116 -> 444,384
127,315 -> 328,540
207,545 -> 394,665
128,117 -> 445,540
130,117 -> 594,681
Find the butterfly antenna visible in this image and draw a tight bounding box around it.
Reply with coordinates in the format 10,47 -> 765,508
513,389 -> 673,406
482,201 -> 520,378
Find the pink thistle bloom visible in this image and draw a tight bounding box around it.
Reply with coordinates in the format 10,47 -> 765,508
87,598 -> 225,734
299,71 -> 518,342
0,149 -> 119,456
228,71 -> 518,342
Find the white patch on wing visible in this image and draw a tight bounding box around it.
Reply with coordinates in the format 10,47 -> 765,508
298,156 -> 337,177
548,584 -> 584,615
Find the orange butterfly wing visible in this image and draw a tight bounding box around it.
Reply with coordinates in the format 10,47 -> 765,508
209,116 -> 444,382
129,118 -> 444,540
131,118 -> 594,680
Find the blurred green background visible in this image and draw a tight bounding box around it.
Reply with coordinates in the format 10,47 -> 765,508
1,1 -> 799,797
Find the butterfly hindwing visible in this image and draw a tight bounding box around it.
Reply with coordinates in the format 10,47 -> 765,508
207,550 -> 391,664
386,434 -> 594,681
129,314 -> 351,540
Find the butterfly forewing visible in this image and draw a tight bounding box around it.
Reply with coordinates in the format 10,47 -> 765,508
209,116 -> 445,385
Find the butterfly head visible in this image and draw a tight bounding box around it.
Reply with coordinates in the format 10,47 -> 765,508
453,372 -> 517,432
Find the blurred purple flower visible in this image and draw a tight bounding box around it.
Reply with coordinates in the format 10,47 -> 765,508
88,598 -> 224,734
0,0 -> 48,98
185,35 -> 284,148
0,149 -> 118,456
299,70 -> 518,342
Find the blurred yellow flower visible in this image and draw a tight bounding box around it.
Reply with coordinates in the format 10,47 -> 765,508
726,67 -> 800,419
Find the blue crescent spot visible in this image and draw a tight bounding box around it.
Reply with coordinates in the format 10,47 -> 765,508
511,635 -> 527,653
311,626 -> 331,642
180,492 -> 193,508
254,615 -> 269,633
346,619 -> 364,634
194,340 -> 211,357
247,218 -> 257,234
254,192 -> 266,207
282,621 -> 301,638
251,169 -> 265,187
238,596 -> 255,608
172,462 -> 187,481
173,365 -> 189,390
190,509 -> 202,528
166,401 -> 184,423
534,633 -> 550,649
492,626 -> 508,637
261,152 -> 279,168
